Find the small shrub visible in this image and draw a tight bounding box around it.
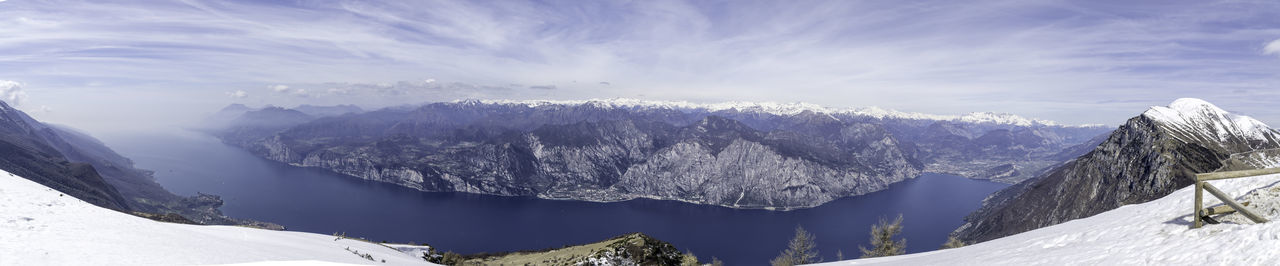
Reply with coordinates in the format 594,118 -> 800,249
680,251 -> 699,266
940,236 -> 966,249
440,251 -> 464,266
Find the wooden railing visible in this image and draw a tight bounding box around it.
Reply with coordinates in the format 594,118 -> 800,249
1192,168 -> 1280,228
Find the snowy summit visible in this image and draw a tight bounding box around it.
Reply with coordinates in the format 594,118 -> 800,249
1143,98 -> 1280,149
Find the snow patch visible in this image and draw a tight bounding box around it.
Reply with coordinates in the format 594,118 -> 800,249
822,173 -> 1280,265
0,170 -> 438,265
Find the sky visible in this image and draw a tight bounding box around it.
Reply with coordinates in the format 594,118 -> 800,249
2,0 -> 1280,133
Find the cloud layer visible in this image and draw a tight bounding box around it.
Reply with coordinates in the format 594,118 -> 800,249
1,0 -> 1280,130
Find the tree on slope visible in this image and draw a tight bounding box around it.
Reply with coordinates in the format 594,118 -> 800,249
940,236 -> 965,249
771,225 -> 819,266
860,214 -> 906,258
681,251 -> 700,266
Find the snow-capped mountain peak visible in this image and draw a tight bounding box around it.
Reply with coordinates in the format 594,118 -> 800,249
463,98 -> 1092,127
1142,98 -> 1280,149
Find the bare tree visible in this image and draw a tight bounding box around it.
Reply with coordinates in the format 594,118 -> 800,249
771,225 -> 819,266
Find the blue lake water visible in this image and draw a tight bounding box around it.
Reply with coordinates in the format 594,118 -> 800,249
103,130 -> 1008,265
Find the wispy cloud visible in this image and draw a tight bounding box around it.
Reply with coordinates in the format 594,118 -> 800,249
226,89 -> 248,99
269,85 -> 290,93
2,0 -> 1280,130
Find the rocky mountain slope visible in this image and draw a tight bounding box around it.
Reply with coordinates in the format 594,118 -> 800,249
0,100 -> 273,227
0,101 -> 131,211
954,98 -> 1280,243
212,99 -> 1108,209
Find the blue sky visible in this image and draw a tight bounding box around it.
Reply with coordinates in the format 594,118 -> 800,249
1,0 -> 1279,132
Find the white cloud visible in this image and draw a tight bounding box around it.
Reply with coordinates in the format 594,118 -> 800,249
0,80 -> 27,106
1265,39 -> 1280,56
4,1 -> 1280,126
227,90 -> 248,99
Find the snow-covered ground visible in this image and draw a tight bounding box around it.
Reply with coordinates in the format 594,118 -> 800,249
822,173 -> 1280,265
0,170 -> 438,266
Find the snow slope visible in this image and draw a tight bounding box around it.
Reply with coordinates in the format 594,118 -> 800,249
821,172 -> 1280,265
0,170 -> 438,266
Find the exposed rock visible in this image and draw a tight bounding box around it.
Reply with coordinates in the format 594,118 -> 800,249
955,98 -> 1280,243
453,233 -> 684,266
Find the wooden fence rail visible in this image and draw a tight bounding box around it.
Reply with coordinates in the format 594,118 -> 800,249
1192,168 -> 1280,228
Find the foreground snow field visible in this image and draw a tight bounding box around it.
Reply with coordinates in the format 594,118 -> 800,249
824,173 -> 1280,265
0,170 -> 437,266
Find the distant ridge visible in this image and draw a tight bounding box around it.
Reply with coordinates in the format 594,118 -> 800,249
462,98 -> 1104,128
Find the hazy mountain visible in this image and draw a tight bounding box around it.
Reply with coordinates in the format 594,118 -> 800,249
293,104 -> 363,117
0,101 -> 131,211
954,98 -> 1280,243
0,100 -> 277,227
212,99 -> 1106,209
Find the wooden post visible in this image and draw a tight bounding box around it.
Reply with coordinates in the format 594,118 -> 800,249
1201,202 -> 1249,216
1191,167 -> 1280,229
1201,182 -> 1269,224
1194,181 -> 1203,228
1195,168 -> 1280,181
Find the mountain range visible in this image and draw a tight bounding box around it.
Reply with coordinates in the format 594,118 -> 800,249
209,99 -> 1109,209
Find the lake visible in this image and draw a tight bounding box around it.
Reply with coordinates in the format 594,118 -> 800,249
102,130 -> 1008,265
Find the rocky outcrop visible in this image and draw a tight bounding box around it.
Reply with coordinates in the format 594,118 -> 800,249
446,233 -> 685,266
955,98 -> 1280,243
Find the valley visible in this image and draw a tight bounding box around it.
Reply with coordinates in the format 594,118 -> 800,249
103,130 -> 1008,265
